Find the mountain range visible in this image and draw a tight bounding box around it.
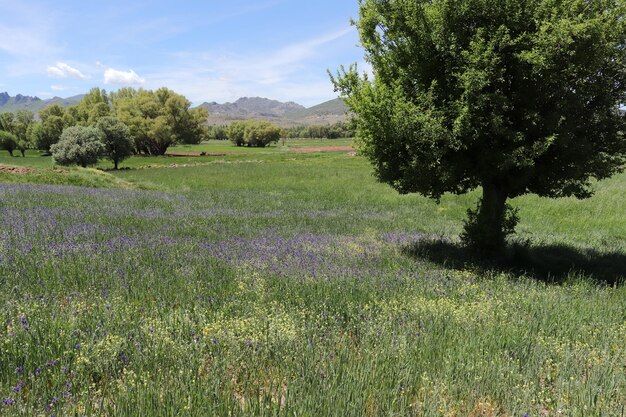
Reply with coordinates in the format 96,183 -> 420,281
0,92 -> 85,114
0,92 -> 348,126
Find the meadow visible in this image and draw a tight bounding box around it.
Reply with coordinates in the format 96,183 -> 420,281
0,142 -> 624,416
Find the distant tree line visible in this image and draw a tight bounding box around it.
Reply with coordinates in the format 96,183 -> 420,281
207,121 -> 355,143
283,122 -> 355,139
0,87 -> 208,167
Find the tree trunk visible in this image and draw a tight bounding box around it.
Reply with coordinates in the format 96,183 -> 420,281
462,181 -> 514,252
20,149 -> 25,157
114,159 -> 119,170
478,183 -> 509,250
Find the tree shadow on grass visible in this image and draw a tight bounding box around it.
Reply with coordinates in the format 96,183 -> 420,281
403,238 -> 625,286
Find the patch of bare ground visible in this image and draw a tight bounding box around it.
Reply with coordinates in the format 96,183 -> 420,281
290,146 -> 354,153
165,151 -> 230,156
0,165 -> 35,174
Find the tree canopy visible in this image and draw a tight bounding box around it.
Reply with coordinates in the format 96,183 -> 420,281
111,87 -> 208,155
332,0 -> 626,251
227,120 -> 282,147
0,110 -> 34,156
32,105 -> 73,154
96,116 -> 134,169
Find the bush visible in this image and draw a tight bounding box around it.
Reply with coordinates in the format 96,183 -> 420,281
51,126 -> 105,167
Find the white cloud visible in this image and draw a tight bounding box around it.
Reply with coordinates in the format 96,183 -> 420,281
47,62 -> 89,79
143,26 -> 358,106
104,68 -> 145,85
50,85 -> 67,91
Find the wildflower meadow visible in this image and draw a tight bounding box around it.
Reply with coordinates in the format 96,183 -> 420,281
0,151 -> 624,416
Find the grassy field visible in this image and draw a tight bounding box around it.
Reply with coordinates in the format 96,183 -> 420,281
0,141 -> 624,416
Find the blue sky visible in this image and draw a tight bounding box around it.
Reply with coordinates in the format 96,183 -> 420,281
0,0 -> 367,106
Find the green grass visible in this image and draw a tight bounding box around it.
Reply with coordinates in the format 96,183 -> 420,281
0,164 -> 139,189
168,138 -> 354,153
0,146 -> 624,416
0,139 -> 354,171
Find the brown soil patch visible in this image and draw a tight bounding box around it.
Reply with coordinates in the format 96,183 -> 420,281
165,151 -> 231,157
290,146 -> 354,153
0,165 -> 35,174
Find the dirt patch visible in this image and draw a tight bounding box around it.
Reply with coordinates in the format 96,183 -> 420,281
165,151 -> 230,157
0,165 -> 35,174
290,146 -> 354,153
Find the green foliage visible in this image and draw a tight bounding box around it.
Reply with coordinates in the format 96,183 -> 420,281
14,110 -> 34,156
68,87 -> 111,125
227,120 -> 281,147
332,0 -> 626,251
207,124 -> 228,140
226,121 -> 247,146
96,116 -> 134,169
111,87 -> 208,155
33,105 -> 71,154
0,130 -> 18,156
160,89 -> 209,145
0,110 -> 34,156
461,200 -> 520,251
51,125 -> 105,167
284,121 -> 355,139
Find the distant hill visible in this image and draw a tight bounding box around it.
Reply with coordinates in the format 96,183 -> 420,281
201,97 -> 349,127
201,97 -> 305,117
288,98 -> 348,125
0,92 -> 84,114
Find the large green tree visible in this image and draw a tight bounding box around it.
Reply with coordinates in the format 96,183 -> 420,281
111,87 -> 208,155
69,87 -> 111,126
32,105 -> 72,154
332,0 -> 626,251
14,110 -> 34,157
96,116 -> 134,169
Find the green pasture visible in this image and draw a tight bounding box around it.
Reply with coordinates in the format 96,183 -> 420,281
0,142 -> 624,416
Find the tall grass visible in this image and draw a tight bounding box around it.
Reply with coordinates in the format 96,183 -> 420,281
0,151 -> 624,416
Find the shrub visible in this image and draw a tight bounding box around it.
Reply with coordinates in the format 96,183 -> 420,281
51,126 -> 105,168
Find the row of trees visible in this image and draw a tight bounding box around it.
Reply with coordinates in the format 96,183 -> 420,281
0,87 -> 209,162
0,111 -> 35,157
283,122 -> 355,139
206,121 -> 355,143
